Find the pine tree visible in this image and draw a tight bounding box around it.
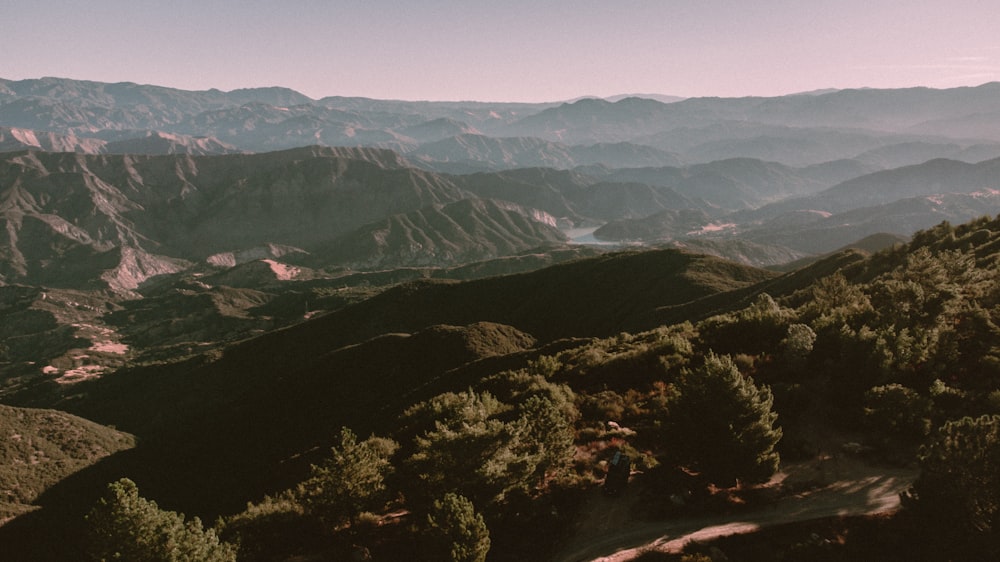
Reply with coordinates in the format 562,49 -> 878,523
422,493 -> 490,562
85,478 -> 236,562
401,390 -> 538,510
904,415 -> 1000,557
669,353 -> 782,486
297,427 -> 398,526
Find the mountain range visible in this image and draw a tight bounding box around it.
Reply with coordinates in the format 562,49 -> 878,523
5,77 -> 1000,560
4,77 -> 1000,168
4,78 -> 1000,388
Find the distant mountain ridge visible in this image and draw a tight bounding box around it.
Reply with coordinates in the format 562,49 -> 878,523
0,148 -> 604,292
310,198 -> 568,270
5,77 -> 1000,169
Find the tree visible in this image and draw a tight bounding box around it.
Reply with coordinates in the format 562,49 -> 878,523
85,478 -> 236,562
863,383 -> 932,460
516,394 -> 577,482
780,323 -> 816,370
402,391 -> 533,510
669,353 -> 782,486
218,490 -> 314,562
904,415 -> 1000,556
422,493 -> 490,562
698,294 -> 794,357
297,427 -> 399,527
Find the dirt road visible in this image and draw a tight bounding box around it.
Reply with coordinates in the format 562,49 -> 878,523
553,459 -> 916,562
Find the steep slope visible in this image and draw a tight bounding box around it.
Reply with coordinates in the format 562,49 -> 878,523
313,198 -> 567,269
667,237 -> 810,268
177,102 -> 417,152
103,131 -> 240,155
257,247 -> 777,353
0,77 -> 313,133
0,127 -> 105,154
0,404 -> 135,522
0,147 -> 462,289
453,167 -> 701,225
744,156 -> 1000,221
809,157 -> 1000,213
40,321 -> 540,520
0,248 -> 774,523
744,189 -> 1000,254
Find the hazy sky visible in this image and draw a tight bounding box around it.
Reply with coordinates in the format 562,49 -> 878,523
4,0 -> 1000,102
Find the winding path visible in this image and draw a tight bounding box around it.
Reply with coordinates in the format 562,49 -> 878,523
553,462 -> 917,562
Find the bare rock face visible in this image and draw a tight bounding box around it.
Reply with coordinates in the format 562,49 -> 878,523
0,126 -> 106,153
103,130 -> 241,156
0,146 -> 576,294
205,243 -> 307,268
100,245 -> 192,294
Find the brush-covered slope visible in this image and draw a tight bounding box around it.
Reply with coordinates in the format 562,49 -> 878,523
313,198 -> 567,269
230,247 -> 777,365
713,156 -> 1000,254
668,238 -> 811,268
50,322 -> 539,515
0,247 -> 771,528
0,404 -> 135,522
0,285 -> 133,385
807,156 -> 1000,213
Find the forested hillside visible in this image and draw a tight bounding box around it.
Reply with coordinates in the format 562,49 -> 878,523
4,78 -> 1000,561
3,216 -> 1000,560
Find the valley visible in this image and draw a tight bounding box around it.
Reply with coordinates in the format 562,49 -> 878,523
2,78 -> 1000,561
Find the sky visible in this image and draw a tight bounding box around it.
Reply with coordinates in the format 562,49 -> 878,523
4,0 -> 1000,102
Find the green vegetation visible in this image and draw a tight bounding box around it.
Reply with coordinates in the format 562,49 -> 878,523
9,216 -> 1000,560
297,427 -> 399,527
85,478 -> 236,562
668,353 -> 781,486
423,493 -> 491,562
0,405 -> 135,523
904,414 -> 1000,558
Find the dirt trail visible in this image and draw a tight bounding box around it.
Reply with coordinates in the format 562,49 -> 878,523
553,457 -> 917,562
